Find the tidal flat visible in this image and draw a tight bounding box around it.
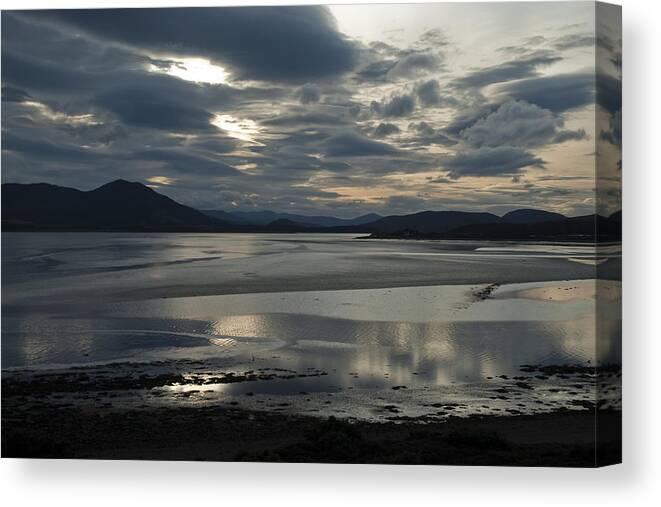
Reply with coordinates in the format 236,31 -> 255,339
1,233 -> 621,464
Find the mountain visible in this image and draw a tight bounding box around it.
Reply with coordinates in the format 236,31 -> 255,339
2,180 -> 235,231
345,213 -> 383,226
362,211 -> 502,234
200,209 -> 382,227
201,209 -> 276,225
199,209 -> 241,223
502,208 -> 566,224
1,179 -> 620,241
361,210 -> 620,241
406,214 -> 621,241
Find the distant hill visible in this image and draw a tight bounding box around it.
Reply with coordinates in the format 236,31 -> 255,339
452,214 -> 619,238
502,209 -> 566,224
345,213 -> 383,226
370,214 -> 620,241
362,211 -> 502,234
2,180 -> 236,231
201,209 -> 382,227
200,209 -> 240,223
361,209 -> 620,242
1,179 -> 621,241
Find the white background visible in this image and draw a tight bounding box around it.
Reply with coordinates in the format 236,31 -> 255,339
0,0 -> 658,505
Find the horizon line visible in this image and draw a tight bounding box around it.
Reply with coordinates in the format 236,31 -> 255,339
1,179 -> 617,220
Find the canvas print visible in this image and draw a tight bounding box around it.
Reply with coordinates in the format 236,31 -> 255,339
1,2 -> 621,466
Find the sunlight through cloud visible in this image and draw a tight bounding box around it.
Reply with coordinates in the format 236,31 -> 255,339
211,114 -> 260,142
148,57 -> 228,85
146,176 -> 176,186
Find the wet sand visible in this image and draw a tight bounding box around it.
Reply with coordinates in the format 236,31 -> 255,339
2,233 -> 620,309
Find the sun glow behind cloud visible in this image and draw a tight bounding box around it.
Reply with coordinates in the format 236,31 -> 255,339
23,101 -> 100,126
148,57 -> 228,84
211,114 -> 260,142
146,176 -> 176,186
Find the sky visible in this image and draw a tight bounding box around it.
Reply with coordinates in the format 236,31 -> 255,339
1,2 -> 621,217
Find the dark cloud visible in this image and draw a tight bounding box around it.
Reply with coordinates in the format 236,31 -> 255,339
296,84 -> 321,105
372,93 -> 416,117
409,121 -> 436,137
373,122 -> 401,137
454,52 -> 561,88
386,52 -> 442,79
408,121 -> 456,146
2,19 -> 279,137
1,86 -> 31,103
2,131 -> 105,163
443,103 -> 500,138
1,50 -> 98,93
597,73 -> 622,115
495,72 -> 595,112
262,112 -> 349,127
323,132 -> 399,157
415,79 -> 443,107
553,128 -> 588,143
355,59 -> 396,82
610,51 -> 622,71
2,12 -> 144,72
25,7 -> 360,84
190,136 -> 238,154
94,85 -> 216,132
460,100 -> 585,149
600,109 -> 621,147
597,33 -> 622,70
499,71 -> 618,116
356,35 -> 444,84
132,148 -> 242,176
442,146 -> 544,179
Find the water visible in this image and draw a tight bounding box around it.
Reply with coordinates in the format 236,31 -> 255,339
1,233 -> 621,419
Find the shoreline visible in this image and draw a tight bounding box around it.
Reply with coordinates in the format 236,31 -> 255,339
2,354 -> 622,466
1,395 -> 621,466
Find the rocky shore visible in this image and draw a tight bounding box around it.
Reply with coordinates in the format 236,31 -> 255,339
1,396 -> 621,466
2,361 -> 621,466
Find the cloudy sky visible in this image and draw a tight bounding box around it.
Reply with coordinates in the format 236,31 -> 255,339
1,2 -> 621,217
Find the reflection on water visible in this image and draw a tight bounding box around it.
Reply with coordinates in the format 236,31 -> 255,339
2,299 -> 622,396
2,233 -> 621,403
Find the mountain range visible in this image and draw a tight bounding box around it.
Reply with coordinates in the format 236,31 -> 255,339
202,209 -> 382,227
1,180 -> 621,241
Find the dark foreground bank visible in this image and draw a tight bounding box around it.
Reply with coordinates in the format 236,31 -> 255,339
2,397 -> 620,467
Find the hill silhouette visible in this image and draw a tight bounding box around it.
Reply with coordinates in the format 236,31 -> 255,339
1,179 -> 622,240
2,180 -> 235,231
